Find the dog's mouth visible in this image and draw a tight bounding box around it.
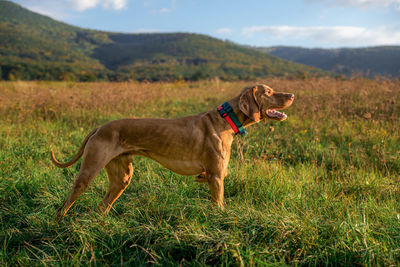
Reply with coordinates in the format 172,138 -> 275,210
266,109 -> 287,121
264,96 -> 294,121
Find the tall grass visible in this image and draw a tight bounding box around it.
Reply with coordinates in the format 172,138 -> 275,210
0,78 -> 399,265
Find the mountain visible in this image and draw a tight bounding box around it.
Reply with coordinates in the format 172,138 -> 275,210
0,1 -> 322,81
0,1 -> 110,81
258,46 -> 400,78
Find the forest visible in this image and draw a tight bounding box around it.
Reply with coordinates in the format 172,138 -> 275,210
0,1 -> 322,82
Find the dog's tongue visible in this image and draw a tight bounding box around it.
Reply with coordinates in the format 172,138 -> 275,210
267,110 -> 287,120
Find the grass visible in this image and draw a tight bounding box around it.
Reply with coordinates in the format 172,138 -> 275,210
0,78 -> 400,265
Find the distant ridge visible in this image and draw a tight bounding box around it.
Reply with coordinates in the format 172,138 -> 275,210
258,46 -> 400,78
0,1 -> 322,81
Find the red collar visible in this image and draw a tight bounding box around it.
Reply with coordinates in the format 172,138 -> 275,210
217,102 -> 247,135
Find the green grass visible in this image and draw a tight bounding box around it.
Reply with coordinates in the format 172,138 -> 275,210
1,79 -> 400,265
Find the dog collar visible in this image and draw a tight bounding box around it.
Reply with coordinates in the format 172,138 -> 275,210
217,102 -> 247,135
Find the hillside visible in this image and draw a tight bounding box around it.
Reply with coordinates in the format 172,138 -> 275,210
0,1 -> 110,81
258,46 -> 400,78
0,1 -> 322,81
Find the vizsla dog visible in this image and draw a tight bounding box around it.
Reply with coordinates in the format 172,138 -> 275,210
51,84 -> 294,220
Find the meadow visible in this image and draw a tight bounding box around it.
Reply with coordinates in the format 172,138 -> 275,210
0,78 -> 399,266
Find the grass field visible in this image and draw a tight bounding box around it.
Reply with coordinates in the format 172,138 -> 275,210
1,78 -> 400,266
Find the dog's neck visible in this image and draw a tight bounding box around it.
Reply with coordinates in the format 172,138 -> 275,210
228,98 -> 259,129
214,97 -> 260,138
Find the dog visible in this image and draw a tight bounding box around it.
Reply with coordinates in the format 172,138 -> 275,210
51,84 -> 294,220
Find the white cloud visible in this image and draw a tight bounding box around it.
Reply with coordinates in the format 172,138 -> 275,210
21,3 -> 72,20
151,7 -> 171,13
242,25 -> 400,46
132,28 -> 160,33
15,0 -> 128,17
69,0 -> 128,11
159,8 -> 171,13
145,0 -> 176,14
69,0 -> 99,11
103,0 -> 127,10
307,0 -> 400,9
215,28 -> 233,35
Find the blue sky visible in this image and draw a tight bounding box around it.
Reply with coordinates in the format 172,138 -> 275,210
11,0 -> 400,48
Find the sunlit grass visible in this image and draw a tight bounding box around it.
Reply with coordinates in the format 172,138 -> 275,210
1,78 -> 399,265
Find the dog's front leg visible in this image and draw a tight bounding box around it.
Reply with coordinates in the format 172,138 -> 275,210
207,174 -> 225,210
195,170 -> 226,208
202,139 -> 231,210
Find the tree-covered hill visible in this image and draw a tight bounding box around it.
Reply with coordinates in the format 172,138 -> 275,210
258,46 -> 400,78
0,1 -> 322,81
0,0 -> 115,81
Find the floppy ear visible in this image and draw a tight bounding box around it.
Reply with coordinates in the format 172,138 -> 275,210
239,87 -> 261,122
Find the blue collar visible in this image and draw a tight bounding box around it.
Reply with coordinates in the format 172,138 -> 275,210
217,102 -> 247,135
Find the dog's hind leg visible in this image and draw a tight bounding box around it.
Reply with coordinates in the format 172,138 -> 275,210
97,154 -> 133,214
56,139 -> 116,221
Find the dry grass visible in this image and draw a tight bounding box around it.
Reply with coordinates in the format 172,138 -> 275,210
1,78 -> 398,120
0,80 -> 241,120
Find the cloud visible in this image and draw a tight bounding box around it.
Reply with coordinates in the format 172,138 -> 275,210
215,28 -> 233,35
14,0 -> 128,17
145,0 -> 176,14
158,7 -> 171,12
69,0 -> 98,11
307,0 -> 400,9
103,0 -> 127,10
20,2 -> 72,20
242,25 -> 400,46
132,28 -> 160,33
151,7 -> 171,14
69,0 -> 128,11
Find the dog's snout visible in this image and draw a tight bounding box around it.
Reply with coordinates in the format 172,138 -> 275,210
289,94 -> 295,100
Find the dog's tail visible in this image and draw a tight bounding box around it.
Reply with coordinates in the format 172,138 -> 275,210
50,128 -> 98,168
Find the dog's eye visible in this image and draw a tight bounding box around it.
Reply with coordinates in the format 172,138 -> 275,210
266,90 -> 272,96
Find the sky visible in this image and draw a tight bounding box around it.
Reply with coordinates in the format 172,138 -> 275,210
10,0 -> 400,48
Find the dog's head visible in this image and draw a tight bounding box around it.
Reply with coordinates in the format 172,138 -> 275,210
239,84 -> 294,122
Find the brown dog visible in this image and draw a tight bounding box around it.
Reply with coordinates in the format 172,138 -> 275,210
51,84 -> 294,220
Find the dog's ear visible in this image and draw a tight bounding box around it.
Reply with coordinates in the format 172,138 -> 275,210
239,87 -> 261,122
